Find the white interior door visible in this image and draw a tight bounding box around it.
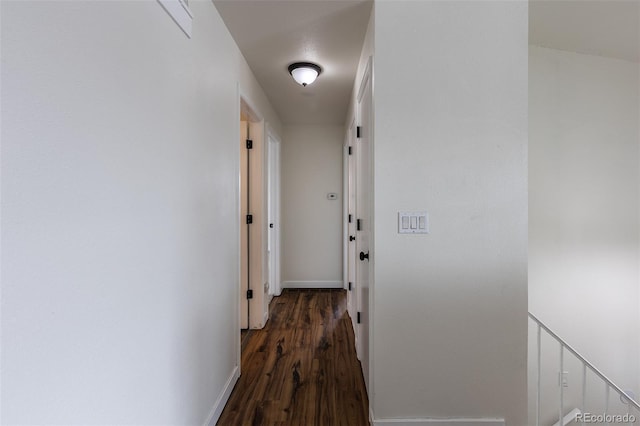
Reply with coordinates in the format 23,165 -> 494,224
347,119 -> 358,335
355,62 -> 372,392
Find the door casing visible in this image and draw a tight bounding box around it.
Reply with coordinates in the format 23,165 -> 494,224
352,56 -> 373,394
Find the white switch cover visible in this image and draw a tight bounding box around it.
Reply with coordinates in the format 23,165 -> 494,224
398,211 -> 429,234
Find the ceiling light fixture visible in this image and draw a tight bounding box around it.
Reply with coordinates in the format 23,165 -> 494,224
288,62 -> 322,87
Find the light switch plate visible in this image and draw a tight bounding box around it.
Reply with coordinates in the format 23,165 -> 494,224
398,211 -> 429,234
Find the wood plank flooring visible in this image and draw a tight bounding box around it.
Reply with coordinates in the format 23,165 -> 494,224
217,289 -> 369,426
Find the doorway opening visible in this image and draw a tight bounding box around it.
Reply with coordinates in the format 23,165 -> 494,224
240,98 -> 264,334
239,96 -> 281,353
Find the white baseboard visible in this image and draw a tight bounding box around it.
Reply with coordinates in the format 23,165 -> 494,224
203,366 -> 239,426
282,280 -> 343,289
372,418 -> 504,426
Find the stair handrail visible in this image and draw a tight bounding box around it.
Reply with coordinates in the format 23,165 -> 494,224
529,312 -> 640,412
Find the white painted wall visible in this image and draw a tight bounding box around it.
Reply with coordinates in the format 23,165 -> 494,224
372,2 -> 528,424
1,1 -> 281,424
281,125 -> 344,288
529,46 -> 640,401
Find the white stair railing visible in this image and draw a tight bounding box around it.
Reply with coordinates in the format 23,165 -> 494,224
529,313 -> 640,426
551,408 -> 581,426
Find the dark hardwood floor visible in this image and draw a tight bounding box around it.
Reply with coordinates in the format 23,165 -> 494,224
217,289 -> 370,426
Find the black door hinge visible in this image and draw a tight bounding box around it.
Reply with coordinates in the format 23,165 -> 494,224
357,218 -> 362,231
246,214 -> 253,224
246,139 -> 253,149
356,126 -> 362,138
247,289 -> 253,299
348,282 -> 352,291
348,214 -> 352,223
348,146 -> 353,155
357,312 -> 361,324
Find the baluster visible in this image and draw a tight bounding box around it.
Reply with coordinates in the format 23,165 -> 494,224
582,363 -> 587,426
560,344 -> 564,426
536,324 -> 541,426
627,396 -> 631,416
605,384 -> 610,426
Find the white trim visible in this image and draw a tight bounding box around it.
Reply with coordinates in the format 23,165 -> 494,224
266,127 -> 282,297
365,52 -> 375,404
342,142 -> 349,293
238,92 -> 267,330
345,117 -> 358,353
157,0 -> 193,38
239,93 -> 264,123
357,56 -> 373,103
282,281 -> 343,289
371,418 -> 504,426
203,366 -> 239,426
355,54 -> 375,395
234,83 -> 242,379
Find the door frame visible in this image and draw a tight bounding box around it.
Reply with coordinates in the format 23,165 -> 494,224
266,126 -> 282,297
355,56 -> 374,394
344,118 -> 358,338
238,92 -> 271,336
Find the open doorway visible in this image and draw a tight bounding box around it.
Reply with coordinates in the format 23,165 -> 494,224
239,97 -> 281,351
240,99 -> 265,334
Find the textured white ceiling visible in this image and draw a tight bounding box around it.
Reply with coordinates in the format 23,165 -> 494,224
530,0 -> 640,62
214,0 -> 373,125
217,0 -> 637,126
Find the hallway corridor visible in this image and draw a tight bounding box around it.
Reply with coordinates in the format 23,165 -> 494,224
217,289 -> 369,425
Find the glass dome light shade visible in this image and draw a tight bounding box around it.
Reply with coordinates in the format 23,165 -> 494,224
288,62 -> 322,87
